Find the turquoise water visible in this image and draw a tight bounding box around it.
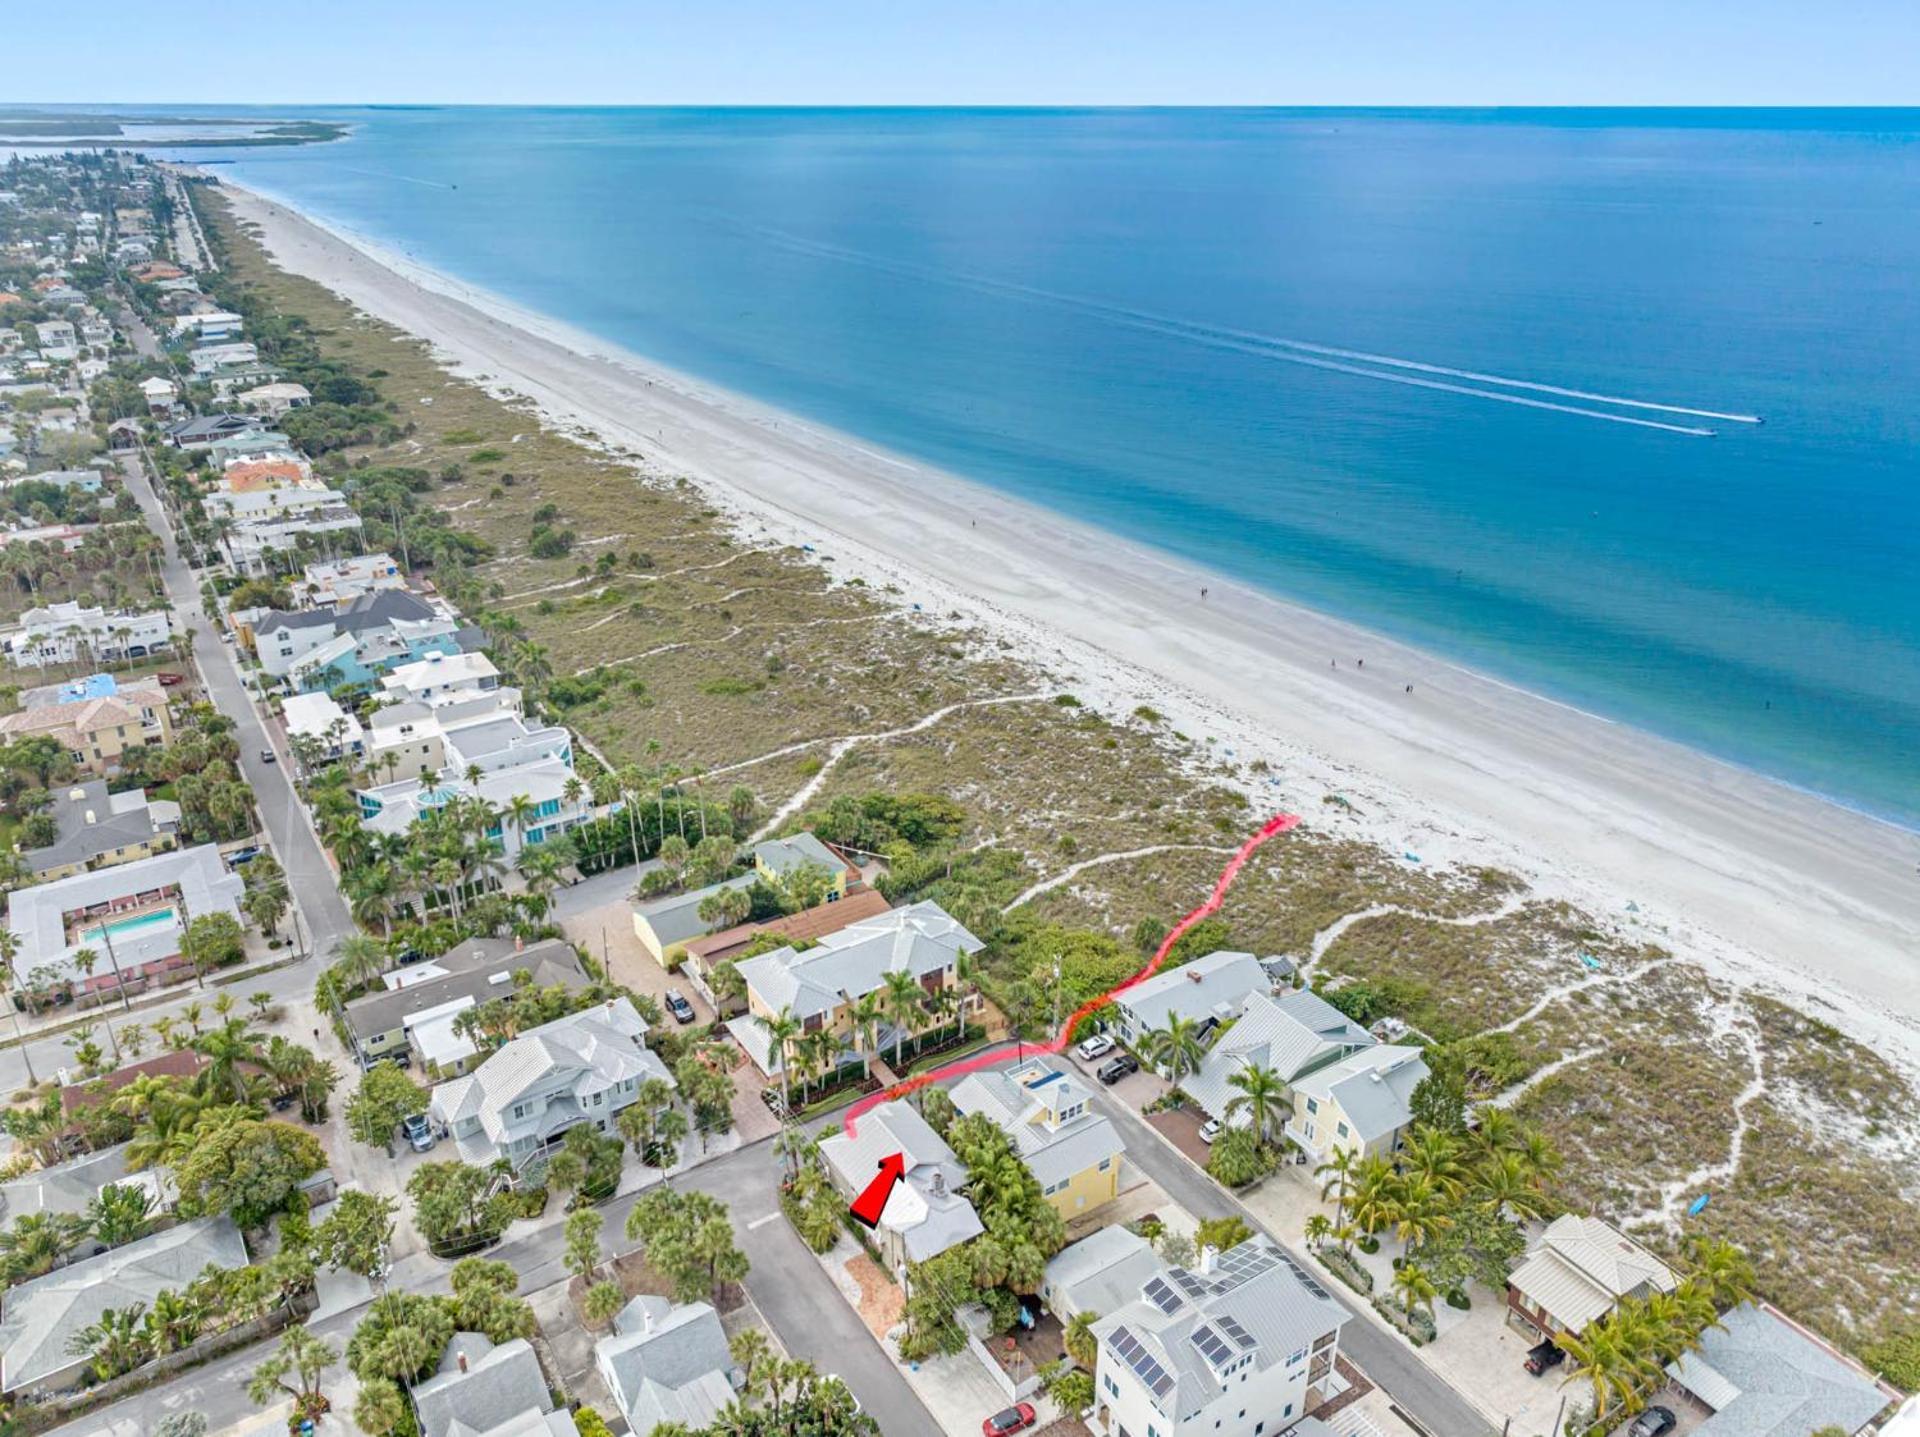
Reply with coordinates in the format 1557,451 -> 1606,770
156,107 -> 1920,825
81,905 -> 179,942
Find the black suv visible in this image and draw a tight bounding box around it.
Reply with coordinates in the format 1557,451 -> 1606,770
1524,1340 -> 1564,1376
1097,1054 -> 1140,1085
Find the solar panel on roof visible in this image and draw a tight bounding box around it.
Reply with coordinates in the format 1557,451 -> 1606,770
1143,1276 -> 1184,1314
1217,1315 -> 1257,1351
1190,1324 -> 1234,1367
1169,1266 -> 1212,1299
1112,1325 -> 1174,1397
1271,1249 -> 1333,1301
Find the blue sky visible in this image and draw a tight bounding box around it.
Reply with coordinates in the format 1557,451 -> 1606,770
9,0 -> 1918,106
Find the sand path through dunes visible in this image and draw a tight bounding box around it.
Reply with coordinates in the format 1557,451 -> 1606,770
222,183 -> 1920,1056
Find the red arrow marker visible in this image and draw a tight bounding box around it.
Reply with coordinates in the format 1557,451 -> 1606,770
849,1152 -> 906,1229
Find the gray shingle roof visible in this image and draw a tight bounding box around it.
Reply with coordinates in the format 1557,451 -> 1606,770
950,1059 -> 1123,1191
343,938 -> 586,1043
21,781 -> 172,875
735,900 -> 983,1021
596,1297 -> 734,1432
818,1099 -> 983,1262
414,1334 -> 558,1437
0,1216 -> 247,1393
1669,1304 -> 1893,1437
1043,1226 -> 1162,1320
633,873 -> 760,949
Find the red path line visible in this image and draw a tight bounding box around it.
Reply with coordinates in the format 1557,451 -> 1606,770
843,811 -> 1299,1137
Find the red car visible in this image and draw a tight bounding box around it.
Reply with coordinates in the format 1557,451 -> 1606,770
983,1404 -> 1037,1437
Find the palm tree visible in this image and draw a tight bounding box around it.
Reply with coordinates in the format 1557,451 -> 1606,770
334,933 -> 389,991
1146,1012 -> 1206,1085
1475,1148 -> 1550,1221
882,970 -> 922,1067
757,1007 -> 802,1113
1064,1310 -> 1099,1367
68,1303 -> 152,1382
849,992 -> 886,1079
1559,1317 -> 1655,1424
1682,1235 -> 1755,1313
1387,1172 -> 1454,1248
1304,1214 -> 1334,1250
1223,1062 -> 1286,1143
1345,1153 -> 1400,1240
1392,1261 -> 1439,1321
1316,1146 -> 1361,1242
654,1105 -> 691,1183
1402,1126 -> 1467,1197
193,1017 -> 265,1104
88,1182 -> 156,1247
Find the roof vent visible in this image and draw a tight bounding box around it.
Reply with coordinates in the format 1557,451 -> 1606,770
82,808 -> 98,825
456,1351 -> 468,1374
1186,969 -> 1203,984
930,1169 -> 947,1198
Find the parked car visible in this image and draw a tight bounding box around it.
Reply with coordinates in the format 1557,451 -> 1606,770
1076,1033 -> 1115,1061
219,630 -> 235,643
1198,1117 -> 1223,1144
1524,1340 -> 1564,1376
395,947 -> 427,966
227,846 -> 262,867
259,748 -> 276,764
402,1113 -> 436,1153
760,1086 -> 789,1118
156,671 -> 186,687
665,990 -> 696,1024
983,1405 -> 1036,1437
1627,1409 -> 1677,1437
1097,1054 -> 1140,1085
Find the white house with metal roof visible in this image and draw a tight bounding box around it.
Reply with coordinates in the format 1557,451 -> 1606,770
1179,989 -> 1375,1126
817,1099 -> 983,1276
428,997 -> 674,1170
1042,1225 -> 1163,1322
1112,950 -> 1271,1051
1090,1235 -> 1348,1437
1504,1214 -> 1677,1339
1282,1044 -> 1428,1163
951,1057 -> 1125,1218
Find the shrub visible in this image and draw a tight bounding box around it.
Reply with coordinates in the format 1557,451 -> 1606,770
1205,1128 -> 1274,1188
1445,1289 -> 1471,1310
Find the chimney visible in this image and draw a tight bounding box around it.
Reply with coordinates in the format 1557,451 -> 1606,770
1186,969 -> 1202,983
456,1351 -> 468,1374
930,1169 -> 946,1198
642,1306 -> 656,1334
1198,1245 -> 1217,1275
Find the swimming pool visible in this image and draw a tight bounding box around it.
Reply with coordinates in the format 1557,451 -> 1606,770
79,906 -> 179,943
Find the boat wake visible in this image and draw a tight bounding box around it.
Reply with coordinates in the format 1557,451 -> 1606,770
704,212 -> 1758,438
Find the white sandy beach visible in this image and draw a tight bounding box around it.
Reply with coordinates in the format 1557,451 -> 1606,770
222,182 -> 1920,1059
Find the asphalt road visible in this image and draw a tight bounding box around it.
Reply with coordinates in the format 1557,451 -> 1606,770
1062,1053 -> 1494,1437
50,1131 -> 944,1437
0,456 -> 359,1094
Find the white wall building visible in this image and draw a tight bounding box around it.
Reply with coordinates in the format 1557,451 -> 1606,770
1091,1237 -> 1348,1437
429,997 -> 674,1169
5,602 -> 171,669
281,691 -> 367,764
380,650 -> 506,708
294,553 -> 406,608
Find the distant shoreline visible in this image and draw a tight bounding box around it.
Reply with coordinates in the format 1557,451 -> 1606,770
218,176 -> 1920,1042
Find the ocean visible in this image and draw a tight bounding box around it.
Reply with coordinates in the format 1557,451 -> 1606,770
156,107 -> 1920,825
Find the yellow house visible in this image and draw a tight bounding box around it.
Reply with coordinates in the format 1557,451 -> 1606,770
950,1057 -> 1125,1219
0,681 -> 175,777
22,781 -> 179,882
751,831 -> 859,900
1283,1045 -> 1429,1166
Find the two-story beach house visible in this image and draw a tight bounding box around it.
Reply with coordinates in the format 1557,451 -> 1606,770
1179,988 -> 1376,1130
428,997 -> 675,1170
1111,949 -> 1271,1053
1282,1045 -> 1429,1164
951,1057 -> 1125,1218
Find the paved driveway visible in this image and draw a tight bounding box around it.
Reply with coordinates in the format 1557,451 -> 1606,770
558,896 -> 715,1027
